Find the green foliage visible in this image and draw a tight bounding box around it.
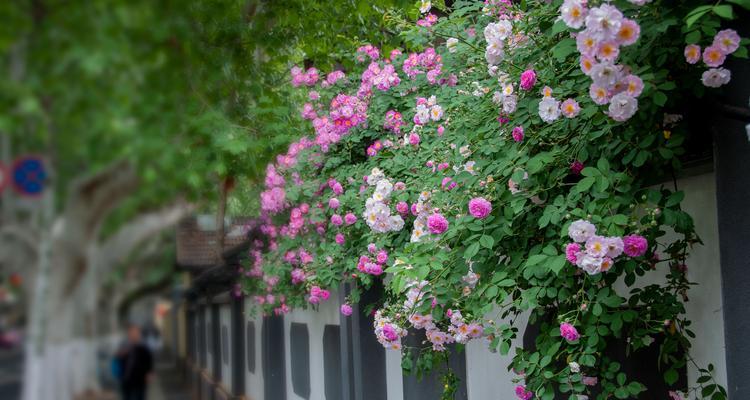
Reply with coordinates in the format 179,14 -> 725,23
1,0 -> 411,226
239,0 -> 739,399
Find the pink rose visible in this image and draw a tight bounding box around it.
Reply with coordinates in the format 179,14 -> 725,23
519,69 -> 537,91
560,322 -> 580,342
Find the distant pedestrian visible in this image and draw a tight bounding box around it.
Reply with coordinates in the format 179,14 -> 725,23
142,323 -> 162,353
116,325 -> 154,400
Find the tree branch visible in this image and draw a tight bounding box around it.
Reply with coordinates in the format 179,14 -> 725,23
95,202 -> 194,277
63,160 -> 140,242
0,224 -> 39,255
116,268 -> 176,325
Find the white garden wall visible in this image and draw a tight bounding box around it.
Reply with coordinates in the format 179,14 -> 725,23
187,174 -> 726,400
219,304 -> 233,391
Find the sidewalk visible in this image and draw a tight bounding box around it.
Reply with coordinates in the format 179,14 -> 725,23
149,359 -> 190,400
0,347 -> 22,399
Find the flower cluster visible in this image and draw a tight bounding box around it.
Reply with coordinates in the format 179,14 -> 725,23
356,44 -> 380,62
684,29 -> 740,88
565,219 -> 648,275
291,66 -> 319,87
363,168 -> 405,233
362,62 -> 401,92
413,95 -> 443,125
514,385 -> 534,400
329,94 -> 368,134
374,309 -> 407,350
403,48 -> 443,83
322,70 -> 346,88
399,279 -> 483,351
492,78 -> 518,116
300,102 -> 317,120
409,190 -> 432,242
562,1 -> 644,121
260,187 -> 286,215
416,13 -> 438,28
366,139 -> 393,157
307,285 -> 331,304
280,204 -> 315,238
483,0 -> 513,18
241,2 -> 740,398
484,19 -> 512,65
383,110 -> 405,133
356,244 -> 389,276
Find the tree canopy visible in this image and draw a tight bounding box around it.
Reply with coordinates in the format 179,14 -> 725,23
1,0 -> 413,219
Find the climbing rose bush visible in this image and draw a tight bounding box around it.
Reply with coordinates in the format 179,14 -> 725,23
240,1 -> 747,399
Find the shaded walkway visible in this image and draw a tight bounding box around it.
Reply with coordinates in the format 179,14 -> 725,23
0,347 -> 22,399
149,358 -> 190,400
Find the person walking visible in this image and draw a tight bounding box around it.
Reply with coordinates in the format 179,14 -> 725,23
116,325 -> 154,400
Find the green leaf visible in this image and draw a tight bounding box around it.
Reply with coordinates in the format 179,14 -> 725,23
664,368 -> 679,385
551,38 -> 577,61
633,150 -> 649,167
602,295 -> 625,308
658,147 -> 674,159
480,234 -> 495,249
627,381 -> 645,395
596,157 -> 610,172
576,176 -> 596,192
666,191 -> 685,207
733,45 -> 748,59
540,355 -> 552,367
496,278 -> 515,287
612,214 -> 629,225
416,265 -> 430,280
500,340 -> 510,355
581,167 -> 599,177
526,254 -> 548,267
464,242 -> 480,260
685,30 -> 702,44
551,20 -> 569,35
580,354 -> 596,366
713,4 -> 734,19
685,5 -> 712,27
653,91 -> 667,106
547,254 -> 567,275
592,303 -> 603,316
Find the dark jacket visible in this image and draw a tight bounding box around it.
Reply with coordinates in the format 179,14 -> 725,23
119,343 -> 154,388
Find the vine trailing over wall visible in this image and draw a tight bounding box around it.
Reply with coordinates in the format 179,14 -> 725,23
239,0 -> 747,399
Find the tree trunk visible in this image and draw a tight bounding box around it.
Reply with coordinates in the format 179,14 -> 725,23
23,161 -> 138,400
15,140 -> 193,400
21,183 -> 56,400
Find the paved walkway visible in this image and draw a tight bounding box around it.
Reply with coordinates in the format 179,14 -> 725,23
0,349 -> 189,400
0,347 -> 22,399
150,359 -> 191,400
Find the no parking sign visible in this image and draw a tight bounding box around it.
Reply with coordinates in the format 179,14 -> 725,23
11,156 -> 47,197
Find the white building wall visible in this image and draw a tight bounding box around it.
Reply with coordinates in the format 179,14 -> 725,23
667,173 -> 726,387
229,173 -> 726,399
283,294 -> 340,400
243,300 -> 265,400
465,310 -> 530,400
219,304 -> 233,391
204,307 -> 212,372
385,348 -> 404,400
